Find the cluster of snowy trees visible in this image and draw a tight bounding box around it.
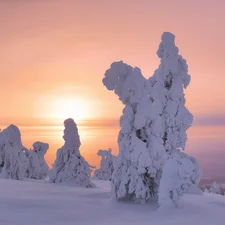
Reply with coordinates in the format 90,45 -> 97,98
204,182 -> 222,195
102,32 -> 202,207
0,32 -> 204,208
0,118 -> 95,188
94,148 -> 116,180
0,124 -> 49,180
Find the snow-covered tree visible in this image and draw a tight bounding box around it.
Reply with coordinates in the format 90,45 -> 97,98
102,32 -> 201,204
26,141 -> 49,179
103,62 -> 166,202
149,32 -> 193,156
209,181 -> 221,194
94,148 -> 116,180
158,149 -> 201,207
49,118 -> 95,187
204,188 -> 209,193
0,124 -> 28,180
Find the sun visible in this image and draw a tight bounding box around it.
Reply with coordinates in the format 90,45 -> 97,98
49,97 -> 90,122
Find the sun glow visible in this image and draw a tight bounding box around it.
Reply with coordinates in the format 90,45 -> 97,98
49,97 -> 91,122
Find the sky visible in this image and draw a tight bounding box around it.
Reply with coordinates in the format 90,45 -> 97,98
1,0 -> 225,126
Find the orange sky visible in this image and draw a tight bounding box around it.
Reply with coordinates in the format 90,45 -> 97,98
1,0 -> 225,126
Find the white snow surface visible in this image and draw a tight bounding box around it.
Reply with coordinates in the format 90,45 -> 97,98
0,178 -> 224,225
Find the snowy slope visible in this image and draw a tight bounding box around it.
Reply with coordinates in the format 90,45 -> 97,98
0,178 -> 224,225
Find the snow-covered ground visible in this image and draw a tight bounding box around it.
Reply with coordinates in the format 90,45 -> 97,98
0,178 -> 224,225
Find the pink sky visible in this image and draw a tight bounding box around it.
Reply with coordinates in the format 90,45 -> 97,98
1,0 -> 225,126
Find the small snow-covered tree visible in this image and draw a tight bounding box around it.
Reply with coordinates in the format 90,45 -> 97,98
149,32 -> 193,156
26,141 -> 49,179
204,188 -> 209,193
209,181 -> 221,194
103,62 -> 165,202
0,125 -> 28,180
94,148 -> 116,180
49,118 -> 95,187
158,149 -> 201,207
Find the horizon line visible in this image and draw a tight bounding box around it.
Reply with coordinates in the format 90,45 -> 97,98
1,115 -> 225,128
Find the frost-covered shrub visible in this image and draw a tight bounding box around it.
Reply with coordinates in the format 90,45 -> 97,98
103,62 -> 166,202
158,149 -> 201,207
26,142 -> 49,179
209,181 -> 221,194
94,148 -> 116,180
0,125 -> 28,180
49,118 -> 95,187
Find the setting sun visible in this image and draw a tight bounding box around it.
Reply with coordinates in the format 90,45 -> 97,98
48,97 -> 90,122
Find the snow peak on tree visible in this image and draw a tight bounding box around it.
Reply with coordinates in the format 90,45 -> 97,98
0,124 -> 28,180
153,33 -> 202,207
49,118 -> 95,187
94,148 -> 115,180
26,141 -> 49,179
103,62 -> 166,202
158,149 -> 201,207
149,32 -> 193,156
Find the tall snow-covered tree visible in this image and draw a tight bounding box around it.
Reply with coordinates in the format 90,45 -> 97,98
0,124 -> 28,180
102,32 -> 202,204
103,62 -> 166,202
26,141 -> 49,179
94,148 -> 116,180
149,32 -> 193,156
158,149 -> 201,207
49,118 -> 95,187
